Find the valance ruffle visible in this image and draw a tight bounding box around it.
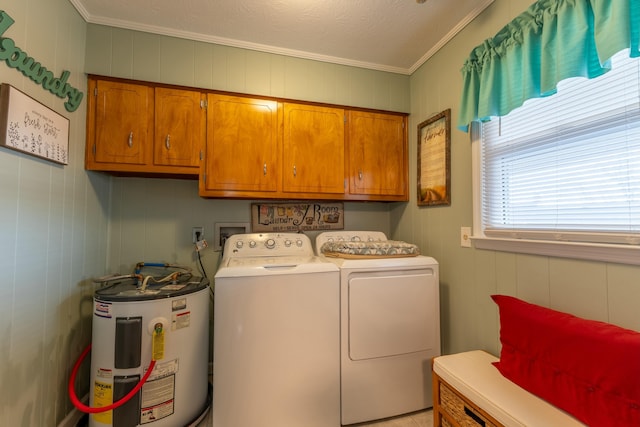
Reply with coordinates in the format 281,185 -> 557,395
458,0 -> 640,132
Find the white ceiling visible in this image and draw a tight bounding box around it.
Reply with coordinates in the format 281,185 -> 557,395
69,0 -> 494,75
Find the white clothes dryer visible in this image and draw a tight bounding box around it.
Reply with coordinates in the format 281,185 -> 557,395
213,233 -> 340,427
315,231 -> 441,425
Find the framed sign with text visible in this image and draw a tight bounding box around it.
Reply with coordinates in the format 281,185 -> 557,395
0,83 -> 69,165
417,109 -> 451,206
251,202 -> 344,232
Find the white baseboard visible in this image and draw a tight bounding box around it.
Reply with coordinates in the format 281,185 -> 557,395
58,394 -> 88,427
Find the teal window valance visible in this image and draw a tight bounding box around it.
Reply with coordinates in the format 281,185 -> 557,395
458,0 -> 640,132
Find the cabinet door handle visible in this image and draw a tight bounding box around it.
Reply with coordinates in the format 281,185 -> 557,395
358,170 -> 363,180
128,132 -> 133,148
263,163 -> 267,176
293,165 -> 297,177
165,135 -> 171,150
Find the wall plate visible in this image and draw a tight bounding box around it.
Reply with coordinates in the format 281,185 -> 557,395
461,226 -> 472,248
214,222 -> 250,251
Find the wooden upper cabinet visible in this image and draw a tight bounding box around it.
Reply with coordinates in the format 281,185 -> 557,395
86,76 -> 409,201
347,110 -> 408,200
89,79 -> 153,166
282,103 -> 345,195
86,76 -> 204,176
154,87 -> 205,169
201,94 -> 280,195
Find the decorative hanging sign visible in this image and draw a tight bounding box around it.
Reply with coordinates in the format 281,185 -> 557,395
0,10 -> 83,112
251,202 -> 344,232
0,83 -> 70,164
417,109 -> 451,206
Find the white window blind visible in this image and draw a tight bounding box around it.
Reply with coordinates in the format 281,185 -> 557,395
480,49 -> 640,246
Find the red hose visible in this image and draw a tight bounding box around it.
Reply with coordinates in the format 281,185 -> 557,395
68,343 -> 157,414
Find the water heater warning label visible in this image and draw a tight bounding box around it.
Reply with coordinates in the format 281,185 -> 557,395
172,311 -> 191,330
171,298 -> 187,311
94,301 -> 112,318
93,380 -> 113,424
140,374 -> 175,423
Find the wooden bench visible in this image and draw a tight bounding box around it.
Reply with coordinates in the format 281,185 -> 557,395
432,351 -> 586,427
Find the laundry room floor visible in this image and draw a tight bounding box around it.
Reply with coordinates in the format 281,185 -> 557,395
196,408 -> 434,427
197,375 -> 433,427
348,409 -> 434,427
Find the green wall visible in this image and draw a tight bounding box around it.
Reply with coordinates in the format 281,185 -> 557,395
400,0 -> 640,355
1,1 -> 639,425
87,2 -> 640,364
0,1 -> 109,426
83,24 -> 411,277
85,24 -> 410,113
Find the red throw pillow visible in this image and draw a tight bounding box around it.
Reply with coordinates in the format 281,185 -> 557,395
492,294 -> 640,427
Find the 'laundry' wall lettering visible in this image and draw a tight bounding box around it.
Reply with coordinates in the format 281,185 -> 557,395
0,10 -> 83,112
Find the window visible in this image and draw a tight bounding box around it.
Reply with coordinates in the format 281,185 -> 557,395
473,50 -> 640,265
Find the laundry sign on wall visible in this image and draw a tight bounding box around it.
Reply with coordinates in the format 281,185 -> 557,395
251,202 -> 344,232
0,9 -> 84,112
0,83 -> 69,164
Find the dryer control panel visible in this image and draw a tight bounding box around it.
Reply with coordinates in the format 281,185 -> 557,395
223,232 -> 313,258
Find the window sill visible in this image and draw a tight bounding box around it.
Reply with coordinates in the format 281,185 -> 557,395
472,236 -> 640,266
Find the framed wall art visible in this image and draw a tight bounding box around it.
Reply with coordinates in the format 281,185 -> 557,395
0,83 -> 70,165
251,202 -> 344,232
417,109 -> 451,206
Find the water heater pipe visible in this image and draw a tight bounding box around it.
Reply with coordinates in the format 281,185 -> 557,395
68,343 -> 157,414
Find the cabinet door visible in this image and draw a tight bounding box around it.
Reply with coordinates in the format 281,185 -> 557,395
92,80 -> 153,165
283,103 -> 345,195
203,94 -> 280,193
154,87 -> 204,169
347,111 -> 407,198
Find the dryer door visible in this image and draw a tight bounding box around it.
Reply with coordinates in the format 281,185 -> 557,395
348,269 -> 439,360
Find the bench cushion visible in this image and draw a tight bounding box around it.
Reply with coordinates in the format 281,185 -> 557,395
492,294 -> 640,427
433,350 -> 585,427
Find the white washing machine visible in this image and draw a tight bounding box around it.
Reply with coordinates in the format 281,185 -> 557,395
315,231 -> 441,425
213,232 -> 340,427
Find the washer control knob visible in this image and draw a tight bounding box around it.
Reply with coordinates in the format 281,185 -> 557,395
351,236 -> 361,241
284,239 -> 292,247
265,238 -> 276,249
235,240 -> 244,249
249,240 -> 257,248
296,239 -> 303,247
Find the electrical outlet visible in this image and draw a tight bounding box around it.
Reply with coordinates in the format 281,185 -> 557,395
192,226 -> 204,243
461,226 -> 472,248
